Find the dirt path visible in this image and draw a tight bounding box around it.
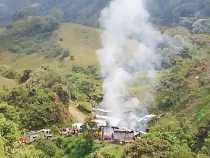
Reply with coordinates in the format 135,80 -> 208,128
69,106 -> 86,123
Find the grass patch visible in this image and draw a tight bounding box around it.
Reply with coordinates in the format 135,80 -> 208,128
56,23 -> 100,66
0,76 -> 17,90
0,50 -> 74,75
91,144 -> 124,158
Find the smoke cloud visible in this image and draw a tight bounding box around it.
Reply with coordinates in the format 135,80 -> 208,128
97,0 -> 163,130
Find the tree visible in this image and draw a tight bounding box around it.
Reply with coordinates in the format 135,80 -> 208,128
14,145 -> 46,158
198,132 -> 210,156
19,69 -> 32,83
62,135 -> 95,158
123,137 -> 172,158
35,139 -> 64,158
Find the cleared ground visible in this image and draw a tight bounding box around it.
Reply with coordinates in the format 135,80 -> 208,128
69,106 -> 86,123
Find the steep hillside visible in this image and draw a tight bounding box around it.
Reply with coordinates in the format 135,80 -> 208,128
1,0 -> 210,27
0,0 -> 109,26
146,0 -> 210,25
0,21 -> 100,71
123,27 -> 210,158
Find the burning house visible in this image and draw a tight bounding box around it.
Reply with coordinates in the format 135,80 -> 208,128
92,107 -> 148,143
92,108 -> 111,127
95,0 -> 163,137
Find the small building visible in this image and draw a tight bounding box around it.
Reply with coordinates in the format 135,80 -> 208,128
25,131 -> 40,143
93,119 -> 108,127
25,129 -> 52,143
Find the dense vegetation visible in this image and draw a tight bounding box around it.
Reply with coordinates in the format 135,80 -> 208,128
147,0 -> 210,25
122,28 -> 210,158
0,0 -> 109,26
0,64 -> 103,157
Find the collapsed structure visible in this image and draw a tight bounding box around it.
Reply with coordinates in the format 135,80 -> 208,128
92,108 -> 146,143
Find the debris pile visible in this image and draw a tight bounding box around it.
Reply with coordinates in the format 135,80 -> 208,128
92,108 -> 150,143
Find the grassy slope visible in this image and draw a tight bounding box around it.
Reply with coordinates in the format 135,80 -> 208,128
0,76 -> 17,90
56,23 -> 100,66
0,23 -> 100,71
153,27 -> 210,130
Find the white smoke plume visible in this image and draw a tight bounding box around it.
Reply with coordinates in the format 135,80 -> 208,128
97,0 -> 163,130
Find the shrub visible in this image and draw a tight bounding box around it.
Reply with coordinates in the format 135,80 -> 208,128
0,16 -> 68,58
123,136 -> 172,158
19,69 -> 32,83
35,139 -> 64,158
0,114 -> 20,148
62,136 -> 95,158
90,145 -> 123,158
14,145 -> 45,158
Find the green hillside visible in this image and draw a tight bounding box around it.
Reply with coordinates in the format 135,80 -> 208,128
0,22 -> 100,72
126,27 -> 210,158
1,0 -> 210,27
56,23 -> 100,66
0,76 -> 17,90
